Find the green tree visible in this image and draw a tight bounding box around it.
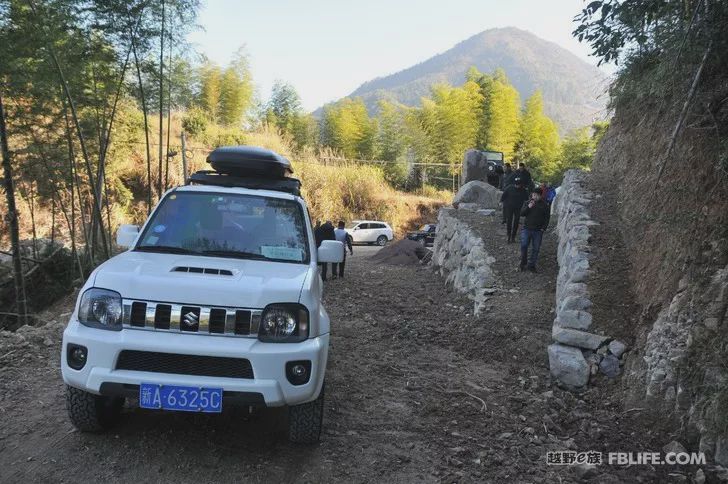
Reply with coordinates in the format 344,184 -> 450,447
319,98 -> 377,159
198,60 -> 221,119
481,69 -> 521,158
554,121 -> 610,181
513,90 -> 561,179
428,81 -> 483,174
265,80 -> 302,134
290,113 -> 318,150
559,127 -> 594,172
376,99 -> 405,162
218,48 -> 253,127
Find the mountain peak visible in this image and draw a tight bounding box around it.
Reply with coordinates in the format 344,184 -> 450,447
344,28 -> 606,132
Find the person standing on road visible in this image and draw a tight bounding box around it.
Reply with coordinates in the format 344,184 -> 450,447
519,189 -> 550,272
500,177 -> 528,243
543,182 -> 557,206
517,163 -> 534,192
500,163 -> 515,224
314,220 -> 336,280
501,163 -> 514,190
333,221 -> 353,279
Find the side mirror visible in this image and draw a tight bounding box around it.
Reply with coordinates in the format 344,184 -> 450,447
318,240 -> 344,263
116,224 -> 140,248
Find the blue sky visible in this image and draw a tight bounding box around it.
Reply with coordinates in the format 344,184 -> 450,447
187,0 -> 604,111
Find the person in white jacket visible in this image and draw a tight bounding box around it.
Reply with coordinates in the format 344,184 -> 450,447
333,221 -> 354,279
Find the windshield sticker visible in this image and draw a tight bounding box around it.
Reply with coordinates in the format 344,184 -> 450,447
146,235 -> 159,245
153,224 -> 166,233
261,246 -> 304,261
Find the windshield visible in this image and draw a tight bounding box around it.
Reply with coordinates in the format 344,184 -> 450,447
135,191 -> 310,264
347,222 -> 360,229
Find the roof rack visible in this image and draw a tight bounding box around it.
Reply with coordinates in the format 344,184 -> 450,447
188,170 -> 301,196
186,146 -> 300,195
206,146 -> 292,178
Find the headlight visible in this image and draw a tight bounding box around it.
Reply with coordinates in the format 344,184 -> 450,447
78,288 -> 123,331
258,304 -> 309,343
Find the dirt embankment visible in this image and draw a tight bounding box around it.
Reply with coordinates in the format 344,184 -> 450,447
591,78 -> 728,455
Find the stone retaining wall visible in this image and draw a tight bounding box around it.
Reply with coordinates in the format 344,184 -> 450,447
430,208 -> 497,314
548,170 -> 624,389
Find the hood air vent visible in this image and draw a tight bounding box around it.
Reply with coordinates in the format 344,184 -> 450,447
172,266 -> 233,276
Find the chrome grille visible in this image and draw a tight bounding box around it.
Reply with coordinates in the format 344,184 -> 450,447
122,299 -> 261,338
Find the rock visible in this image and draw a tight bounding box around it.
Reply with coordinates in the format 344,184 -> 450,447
598,354 -> 621,378
676,385 -> 691,410
555,310 -> 593,330
608,340 -> 627,358
716,436 -> 728,467
663,440 -> 687,455
452,181 -> 501,209
699,435 -> 715,459
704,317 -> 720,330
694,469 -> 705,484
559,295 -> 592,313
548,344 -> 589,388
552,327 -> 609,350
476,209 -> 496,216
461,149 -> 491,184
574,463 -> 599,480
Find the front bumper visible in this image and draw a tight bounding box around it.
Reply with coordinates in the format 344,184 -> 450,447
61,321 -> 328,407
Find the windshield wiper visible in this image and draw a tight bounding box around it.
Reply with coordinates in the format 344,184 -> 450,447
135,245 -> 198,255
200,249 -> 268,260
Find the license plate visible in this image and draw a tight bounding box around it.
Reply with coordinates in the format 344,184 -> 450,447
139,383 -> 223,413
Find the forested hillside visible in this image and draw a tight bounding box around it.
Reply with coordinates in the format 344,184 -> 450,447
345,27 -> 607,132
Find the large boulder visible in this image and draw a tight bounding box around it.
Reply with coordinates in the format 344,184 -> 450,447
548,344 -> 589,388
453,181 -> 501,209
462,149 -> 489,184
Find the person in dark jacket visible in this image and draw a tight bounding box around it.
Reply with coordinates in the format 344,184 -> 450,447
500,163 -> 514,190
517,163 -> 534,192
500,178 -> 528,243
500,163 -> 515,223
314,220 -> 336,280
519,189 -> 550,272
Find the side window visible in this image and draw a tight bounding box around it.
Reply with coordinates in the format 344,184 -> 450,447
371,223 -> 385,229
357,223 -> 369,230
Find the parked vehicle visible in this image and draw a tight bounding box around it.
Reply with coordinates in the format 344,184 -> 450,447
61,146 -> 344,444
346,220 -> 394,246
406,224 -> 437,246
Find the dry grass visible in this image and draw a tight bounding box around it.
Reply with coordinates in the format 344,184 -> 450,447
2,122 -> 451,248
237,127 -> 450,235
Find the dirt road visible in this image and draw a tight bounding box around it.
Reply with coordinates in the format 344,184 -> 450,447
0,217 -> 682,483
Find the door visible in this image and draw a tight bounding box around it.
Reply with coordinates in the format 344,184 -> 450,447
370,223 -> 387,241
351,223 -> 370,243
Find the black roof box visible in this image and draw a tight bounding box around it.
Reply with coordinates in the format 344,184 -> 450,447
206,146 -> 292,178
188,171 -> 301,196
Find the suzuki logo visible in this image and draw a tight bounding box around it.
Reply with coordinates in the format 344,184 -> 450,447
182,311 -> 199,328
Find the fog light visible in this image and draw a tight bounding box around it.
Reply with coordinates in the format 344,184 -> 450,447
67,344 -> 88,370
285,360 -> 311,386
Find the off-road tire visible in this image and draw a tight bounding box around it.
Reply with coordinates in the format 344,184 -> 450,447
376,235 -> 388,246
288,384 -> 324,444
66,385 -> 124,432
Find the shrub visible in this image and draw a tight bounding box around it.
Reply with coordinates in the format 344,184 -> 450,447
182,108 -> 209,137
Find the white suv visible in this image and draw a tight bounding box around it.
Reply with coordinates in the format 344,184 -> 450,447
346,220 -> 394,246
61,146 -> 343,444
